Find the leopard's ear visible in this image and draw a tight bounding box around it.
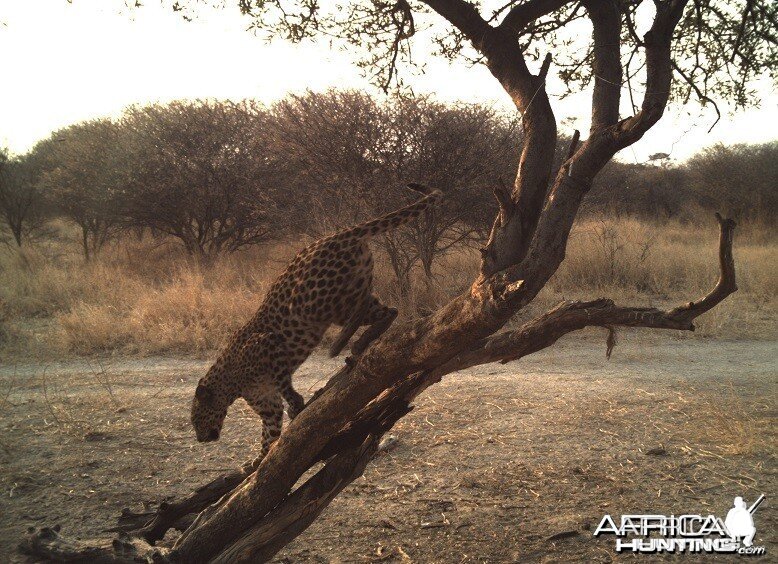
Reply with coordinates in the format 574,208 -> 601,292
195,382 -> 212,401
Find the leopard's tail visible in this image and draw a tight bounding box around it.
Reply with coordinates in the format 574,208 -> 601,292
350,184 -> 443,238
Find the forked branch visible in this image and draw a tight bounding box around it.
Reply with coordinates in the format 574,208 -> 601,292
499,0 -> 573,35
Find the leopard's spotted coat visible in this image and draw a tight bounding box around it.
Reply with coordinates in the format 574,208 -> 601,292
191,185 -> 442,453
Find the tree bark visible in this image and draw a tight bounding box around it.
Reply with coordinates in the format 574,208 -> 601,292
209,434 -> 380,563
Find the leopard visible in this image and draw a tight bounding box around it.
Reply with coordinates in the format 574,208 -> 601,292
190,184 -> 443,456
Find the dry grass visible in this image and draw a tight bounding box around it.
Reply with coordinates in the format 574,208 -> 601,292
0,216 -> 775,359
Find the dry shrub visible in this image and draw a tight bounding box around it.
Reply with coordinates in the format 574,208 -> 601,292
53,255 -> 282,355
557,218 -> 774,295
0,216 -> 775,358
554,218 -> 662,295
1,240 -> 285,355
373,247 -> 480,318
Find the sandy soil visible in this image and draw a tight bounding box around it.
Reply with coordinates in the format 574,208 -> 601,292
1,333 -> 776,562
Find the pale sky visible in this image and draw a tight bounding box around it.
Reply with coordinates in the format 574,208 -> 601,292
1,0 -> 776,162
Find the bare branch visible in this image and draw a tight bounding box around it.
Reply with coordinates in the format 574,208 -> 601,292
419,0 -> 494,48
667,213 -> 737,318
672,61 -> 722,132
498,0 -> 574,35
442,214 -> 736,371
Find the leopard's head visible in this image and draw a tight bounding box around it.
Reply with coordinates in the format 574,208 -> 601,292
191,378 -> 231,442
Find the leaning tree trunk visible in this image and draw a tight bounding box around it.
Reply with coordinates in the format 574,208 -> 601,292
21,1 -> 734,562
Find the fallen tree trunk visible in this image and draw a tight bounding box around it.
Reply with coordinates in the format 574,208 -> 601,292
19,525 -> 165,564
110,466 -> 254,542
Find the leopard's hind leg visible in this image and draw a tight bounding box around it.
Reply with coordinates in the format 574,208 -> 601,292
351,296 -> 397,356
328,297 -> 370,358
279,377 -> 305,420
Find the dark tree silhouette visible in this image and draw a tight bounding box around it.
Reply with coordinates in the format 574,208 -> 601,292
34,120 -> 128,260
0,149 -> 49,247
685,141 -> 778,221
121,100 -> 282,260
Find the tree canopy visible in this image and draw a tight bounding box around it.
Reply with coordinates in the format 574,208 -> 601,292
156,0 -> 776,109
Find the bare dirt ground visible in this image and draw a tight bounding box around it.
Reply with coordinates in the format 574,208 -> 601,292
1,332 -> 775,562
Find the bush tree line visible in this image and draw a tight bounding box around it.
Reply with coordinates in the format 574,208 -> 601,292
1,91 -> 775,275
